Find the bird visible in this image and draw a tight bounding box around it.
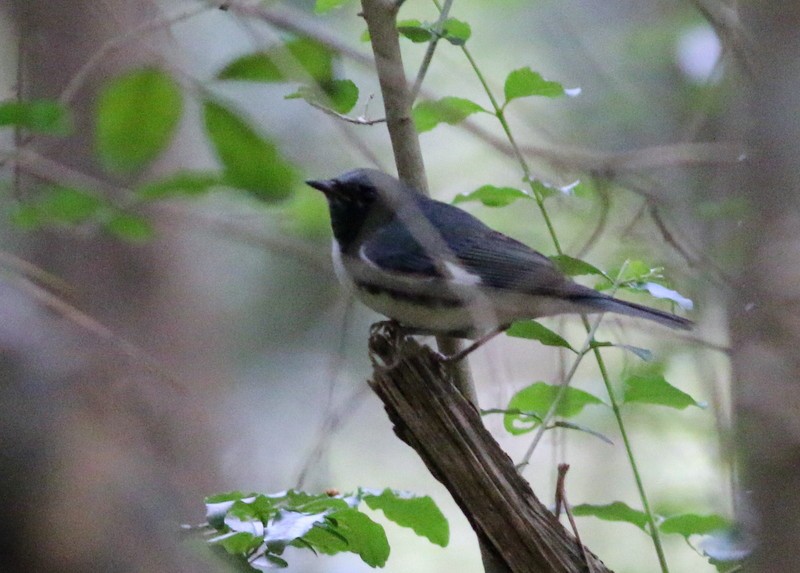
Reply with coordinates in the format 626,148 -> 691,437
307,168 -> 692,347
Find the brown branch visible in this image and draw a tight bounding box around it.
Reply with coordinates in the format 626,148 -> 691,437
359,0 -> 477,406
689,0 -> 754,77
0,249 -> 77,298
368,327 -> 612,573
4,272 -> 184,393
227,3 -> 741,187
59,4 -> 211,104
223,1 -> 374,68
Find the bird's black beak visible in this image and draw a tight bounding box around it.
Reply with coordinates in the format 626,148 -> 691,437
306,178 -> 335,196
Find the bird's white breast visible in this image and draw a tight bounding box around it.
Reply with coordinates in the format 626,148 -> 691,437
330,240 -> 505,334
331,241 -> 353,290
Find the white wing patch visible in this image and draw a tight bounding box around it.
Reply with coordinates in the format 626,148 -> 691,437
358,244 -> 481,286
443,261 -> 482,286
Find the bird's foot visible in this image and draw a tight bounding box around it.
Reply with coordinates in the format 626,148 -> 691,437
434,327 -> 507,364
368,320 -> 412,370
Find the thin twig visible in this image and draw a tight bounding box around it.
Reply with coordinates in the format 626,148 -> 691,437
555,464 -> 595,573
155,204 -> 335,274
224,0 -> 374,68
573,178 -> 611,259
648,203 -> 702,267
409,0 -> 454,101
224,0 -> 743,183
3,273 -> 184,393
295,296 -> 365,489
0,250 -> 77,298
689,0 -> 754,77
59,4 -> 211,104
14,148 -> 126,195
304,99 -> 386,125
12,148 -> 336,273
518,299 -> 607,468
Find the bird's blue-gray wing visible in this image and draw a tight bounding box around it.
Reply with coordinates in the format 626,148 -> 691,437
360,198 -> 571,294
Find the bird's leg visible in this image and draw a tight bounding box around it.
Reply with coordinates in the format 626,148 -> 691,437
438,326 -> 507,364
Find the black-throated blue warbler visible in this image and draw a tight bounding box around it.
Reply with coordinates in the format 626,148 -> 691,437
307,169 -> 692,341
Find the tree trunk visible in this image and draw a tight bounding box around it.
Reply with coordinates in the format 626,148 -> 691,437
2,3 -> 220,572
730,3 -> 800,571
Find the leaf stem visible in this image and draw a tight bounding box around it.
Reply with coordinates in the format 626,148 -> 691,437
410,0 -> 454,101
454,31 -> 563,254
437,4 -> 669,570
590,334 -> 670,572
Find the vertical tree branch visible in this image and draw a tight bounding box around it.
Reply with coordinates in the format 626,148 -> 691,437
730,3 -> 800,571
360,4 -> 612,570
359,0 -> 476,403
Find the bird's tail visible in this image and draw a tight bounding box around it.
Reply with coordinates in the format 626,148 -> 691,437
571,293 -> 693,330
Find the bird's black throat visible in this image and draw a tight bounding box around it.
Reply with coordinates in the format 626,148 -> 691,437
326,196 -> 392,255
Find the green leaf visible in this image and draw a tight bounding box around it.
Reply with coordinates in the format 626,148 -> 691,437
203,100 -> 295,202
0,99 -> 71,134
392,18 -> 471,45
286,79 -> 359,114
503,67 -> 565,105
623,373 -> 705,409
205,491 -> 252,504
412,97 -> 486,132
278,491 -> 350,515
205,492 -> 255,529
227,499 -> 261,521
397,20 -> 433,43
263,510 -> 329,549
571,502 -> 649,531
660,513 -> 731,538
549,255 -> 606,278
216,51 -> 284,83
11,186 -> 103,229
251,553 -> 289,569
506,320 -> 574,351
442,18 -> 471,45
529,179 -> 559,200
363,489 -> 449,547
136,171 -> 222,200
619,259 -> 655,281
324,79 -> 359,113
9,205 -> 40,230
314,0 -> 352,14
504,382 -> 604,435
95,68 -> 182,172
209,531 -> 262,554
217,38 -> 334,83
103,212 -> 154,242
595,260 -> 658,291
302,522 -> 349,555
325,509 -> 389,567
453,185 -> 529,207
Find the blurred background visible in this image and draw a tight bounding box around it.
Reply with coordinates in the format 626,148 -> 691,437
0,0 -> 751,571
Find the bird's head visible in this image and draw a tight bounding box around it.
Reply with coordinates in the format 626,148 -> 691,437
306,169 -> 419,247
